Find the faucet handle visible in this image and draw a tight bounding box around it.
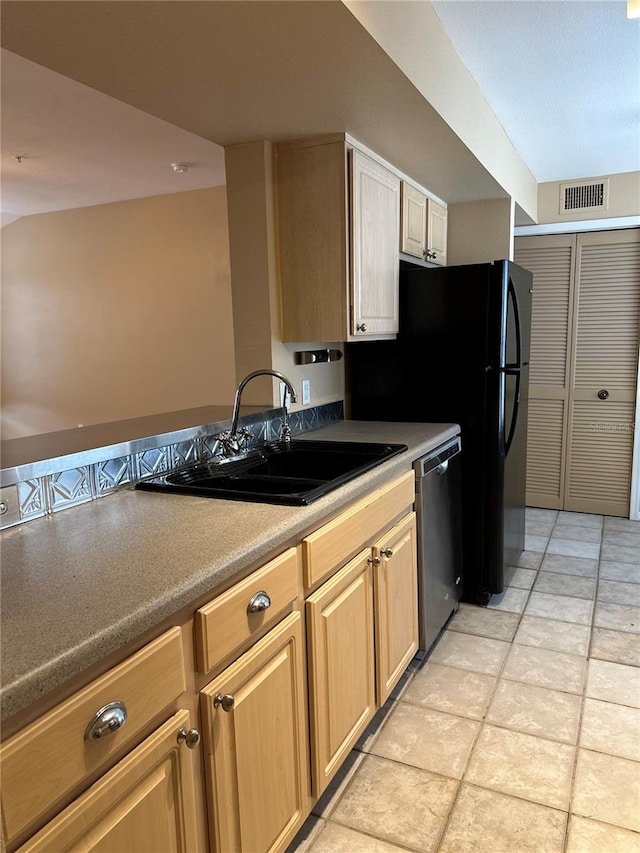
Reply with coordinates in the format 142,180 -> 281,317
281,421 -> 292,444
215,430 -> 235,458
237,427 -> 252,448
215,427 -> 252,459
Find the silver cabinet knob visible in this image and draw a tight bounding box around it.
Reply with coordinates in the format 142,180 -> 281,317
213,693 -> 235,712
380,548 -> 394,558
367,556 -> 381,566
597,389 -> 609,400
425,250 -> 438,260
247,590 -> 271,614
177,727 -> 201,749
356,323 -> 367,332
85,701 -> 127,740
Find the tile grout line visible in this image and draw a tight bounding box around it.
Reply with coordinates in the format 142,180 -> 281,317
559,519 -> 599,853
292,508 -> 640,852
434,530 -> 546,850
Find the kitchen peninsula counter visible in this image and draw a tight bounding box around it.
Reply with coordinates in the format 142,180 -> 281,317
1,420 -> 459,726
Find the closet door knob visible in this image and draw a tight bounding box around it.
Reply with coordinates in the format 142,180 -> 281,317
597,389 -> 609,400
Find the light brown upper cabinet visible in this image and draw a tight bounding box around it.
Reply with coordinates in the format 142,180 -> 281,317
400,182 -> 448,266
515,227 -> 640,516
427,198 -> 448,266
276,137 -> 400,342
400,182 -> 427,258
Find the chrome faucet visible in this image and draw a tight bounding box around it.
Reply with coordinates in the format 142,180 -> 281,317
217,369 -> 298,458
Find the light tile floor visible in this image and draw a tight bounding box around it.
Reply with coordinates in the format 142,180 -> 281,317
288,508 -> 640,853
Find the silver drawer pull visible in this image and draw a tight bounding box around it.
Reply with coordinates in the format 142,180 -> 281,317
85,701 -> 127,740
177,727 -> 201,749
247,591 -> 271,614
213,693 -> 235,712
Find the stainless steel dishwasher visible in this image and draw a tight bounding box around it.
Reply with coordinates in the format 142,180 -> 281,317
413,435 -> 463,654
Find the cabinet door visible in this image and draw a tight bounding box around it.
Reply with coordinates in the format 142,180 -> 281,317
400,182 -> 427,258
372,513 -> 419,706
306,548 -> 376,796
350,148 -> 400,338
17,710 -> 201,853
200,612 -> 309,853
427,199 -> 448,266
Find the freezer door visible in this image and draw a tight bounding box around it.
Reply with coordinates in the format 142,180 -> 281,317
506,262 -> 533,368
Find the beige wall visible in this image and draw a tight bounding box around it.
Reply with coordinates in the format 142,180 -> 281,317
447,198 -> 515,265
537,171 -> 640,224
225,141 -> 345,411
1,188 -> 235,440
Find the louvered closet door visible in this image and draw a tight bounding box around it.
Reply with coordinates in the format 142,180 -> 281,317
564,230 -> 640,516
514,235 -> 576,508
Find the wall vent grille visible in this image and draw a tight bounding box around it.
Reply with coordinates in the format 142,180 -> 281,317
559,179 -> 609,214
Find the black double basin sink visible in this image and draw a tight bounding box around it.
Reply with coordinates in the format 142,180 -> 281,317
136,439 -> 407,506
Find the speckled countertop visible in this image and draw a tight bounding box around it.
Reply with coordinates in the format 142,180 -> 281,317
0,421 -> 459,724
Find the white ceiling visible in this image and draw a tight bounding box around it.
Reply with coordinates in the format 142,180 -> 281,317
1,0 -> 638,226
432,0 -> 640,183
0,50 -> 226,227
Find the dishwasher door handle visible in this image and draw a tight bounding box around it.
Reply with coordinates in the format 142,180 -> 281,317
436,461 -> 449,475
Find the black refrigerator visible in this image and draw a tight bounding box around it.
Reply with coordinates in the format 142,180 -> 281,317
347,260 -> 533,604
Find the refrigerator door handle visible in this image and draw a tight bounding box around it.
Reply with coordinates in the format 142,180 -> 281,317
504,369 -> 521,457
507,277 -> 523,371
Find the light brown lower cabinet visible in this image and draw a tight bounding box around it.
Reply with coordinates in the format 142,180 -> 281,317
4,473 -> 420,853
16,709 -> 201,853
373,512 -> 419,706
200,611 -> 310,853
306,547 -> 377,796
306,511 -> 418,796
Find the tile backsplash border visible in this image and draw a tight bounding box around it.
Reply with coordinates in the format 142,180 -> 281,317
3,402 -> 344,528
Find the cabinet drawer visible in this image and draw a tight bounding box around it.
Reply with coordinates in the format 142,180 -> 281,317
302,471 -> 414,589
1,627 -> 186,848
195,547 -> 299,674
